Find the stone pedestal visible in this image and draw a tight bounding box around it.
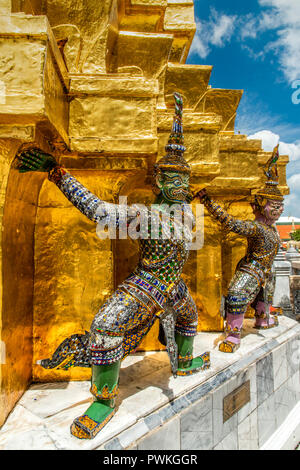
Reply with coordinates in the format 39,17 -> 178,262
286,246 -> 300,264
286,248 -> 300,320
0,316 -> 299,450
291,260 -> 300,320
273,250 -> 293,317
290,277 -> 300,322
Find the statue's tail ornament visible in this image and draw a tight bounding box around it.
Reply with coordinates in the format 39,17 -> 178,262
264,143 -> 280,180
37,331 -> 91,370
256,143 -> 284,202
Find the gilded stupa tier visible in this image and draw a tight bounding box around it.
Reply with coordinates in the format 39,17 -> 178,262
0,0 -> 289,427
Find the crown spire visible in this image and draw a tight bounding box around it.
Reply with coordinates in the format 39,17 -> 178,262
155,92 -> 190,174
256,144 -> 284,201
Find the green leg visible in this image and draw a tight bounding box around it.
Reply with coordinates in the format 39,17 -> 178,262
176,333 -> 210,376
71,361 -> 121,439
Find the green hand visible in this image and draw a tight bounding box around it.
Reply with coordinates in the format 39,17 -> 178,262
17,148 -> 58,173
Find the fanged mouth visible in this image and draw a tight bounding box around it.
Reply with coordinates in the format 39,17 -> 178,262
170,188 -> 189,196
267,210 -> 282,220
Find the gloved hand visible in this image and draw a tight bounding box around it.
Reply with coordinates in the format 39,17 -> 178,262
17,148 -> 58,173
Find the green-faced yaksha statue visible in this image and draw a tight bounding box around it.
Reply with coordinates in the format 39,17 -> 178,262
18,93 -> 210,440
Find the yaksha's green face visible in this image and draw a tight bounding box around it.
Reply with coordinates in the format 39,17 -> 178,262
156,170 -> 191,203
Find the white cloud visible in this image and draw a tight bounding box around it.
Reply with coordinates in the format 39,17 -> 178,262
259,0 -> 300,24
247,129 -> 300,217
247,0 -> 300,82
190,9 -> 236,59
284,174 -> 300,217
239,10 -> 282,41
283,192 -> 300,218
190,34 -> 210,60
236,92 -> 300,143
239,15 -> 259,40
248,130 -> 280,150
279,140 -> 300,162
288,173 -> 300,189
235,94 -> 282,137
248,129 -> 300,161
275,28 -> 300,82
210,12 -> 236,46
190,2 -> 300,83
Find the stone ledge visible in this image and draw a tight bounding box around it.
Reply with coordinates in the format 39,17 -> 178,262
69,137 -> 158,154
0,316 -> 299,450
0,13 -> 69,90
261,401 -> 300,450
69,76 -> 159,97
157,112 -> 222,131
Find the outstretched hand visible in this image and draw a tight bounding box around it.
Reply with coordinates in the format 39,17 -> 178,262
17,148 -> 58,173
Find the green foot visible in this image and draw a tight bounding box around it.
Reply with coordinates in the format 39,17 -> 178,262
71,401 -> 116,439
177,352 -> 210,376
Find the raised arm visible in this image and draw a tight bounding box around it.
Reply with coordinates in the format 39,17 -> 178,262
17,148 -> 116,224
197,189 -> 258,238
49,166 -> 111,223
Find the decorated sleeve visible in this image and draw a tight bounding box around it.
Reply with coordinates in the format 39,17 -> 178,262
201,195 -> 258,237
48,167 -> 117,224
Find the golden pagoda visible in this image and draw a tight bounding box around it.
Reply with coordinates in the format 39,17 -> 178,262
0,0 -> 289,427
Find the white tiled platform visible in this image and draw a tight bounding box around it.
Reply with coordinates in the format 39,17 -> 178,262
0,316 -> 300,450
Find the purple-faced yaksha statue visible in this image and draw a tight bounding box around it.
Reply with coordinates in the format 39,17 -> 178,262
197,145 -> 284,353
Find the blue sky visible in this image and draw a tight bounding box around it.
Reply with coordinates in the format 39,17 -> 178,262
187,0 -> 300,218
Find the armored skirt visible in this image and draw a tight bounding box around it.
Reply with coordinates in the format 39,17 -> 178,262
226,268 -> 276,317
89,278 -> 198,365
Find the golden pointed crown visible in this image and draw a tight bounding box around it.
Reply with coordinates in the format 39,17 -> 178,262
154,92 -> 190,175
256,144 -> 284,201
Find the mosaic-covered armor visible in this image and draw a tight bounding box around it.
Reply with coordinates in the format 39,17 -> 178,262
48,167 -> 200,367
198,144 -> 284,353
17,93 -> 210,440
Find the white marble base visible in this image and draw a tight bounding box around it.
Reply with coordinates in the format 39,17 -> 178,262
261,401 -> 300,450
0,316 -> 300,450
